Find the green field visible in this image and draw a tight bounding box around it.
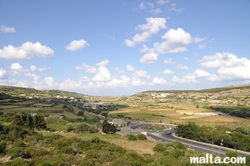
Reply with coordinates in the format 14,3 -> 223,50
141,125 -> 166,130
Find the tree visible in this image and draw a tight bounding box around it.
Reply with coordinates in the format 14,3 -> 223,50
0,123 -> 3,133
101,112 -> 108,118
0,141 -> 6,154
26,115 -> 33,129
77,111 -> 83,116
101,120 -> 117,134
12,115 -> 24,126
33,115 -> 46,129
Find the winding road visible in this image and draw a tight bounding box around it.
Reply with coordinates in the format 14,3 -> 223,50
123,122 -> 250,157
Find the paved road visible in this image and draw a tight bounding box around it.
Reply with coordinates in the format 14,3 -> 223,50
125,122 -> 250,157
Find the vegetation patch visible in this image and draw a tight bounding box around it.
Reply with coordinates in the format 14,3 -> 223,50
141,125 -> 166,131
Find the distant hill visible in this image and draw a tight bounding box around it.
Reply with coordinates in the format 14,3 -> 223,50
137,84 -> 250,95
0,85 -> 89,98
1,84 -> 250,99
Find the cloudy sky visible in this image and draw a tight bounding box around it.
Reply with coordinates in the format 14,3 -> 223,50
1,1 -> 250,96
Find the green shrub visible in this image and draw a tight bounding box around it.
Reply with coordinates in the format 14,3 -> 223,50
77,111 -> 83,116
3,158 -> 30,166
153,143 -> 165,152
24,147 -> 49,157
91,137 -> 101,143
0,141 -> 6,154
7,147 -> 30,159
136,134 -> 147,140
127,134 -> 137,141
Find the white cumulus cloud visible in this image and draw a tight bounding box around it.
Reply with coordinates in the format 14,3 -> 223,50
96,59 -> 109,67
176,64 -> 189,70
30,65 -> 49,72
162,69 -> 173,74
152,77 -> 168,85
0,42 -> 54,60
115,67 -> 124,73
172,74 -> 197,83
0,68 -> 7,79
194,69 -> 211,78
164,58 -> 175,64
76,63 -> 97,73
198,43 -> 206,49
106,75 -> 130,87
200,51 -> 250,81
131,77 -> 145,86
154,28 -> 192,54
66,39 -> 89,51
25,73 -> 40,81
133,70 -> 150,79
126,65 -> 136,72
193,37 -> 206,43
0,25 -> 16,33
170,3 -> 185,13
199,52 -> 246,69
157,0 -> 169,4
92,66 -> 111,81
125,17 -> 167,47
139,2 -> 154,9
149,8 -> 162,14
140,52 -> 158,64
44,77 -> 57,87
10,63 -> 28,74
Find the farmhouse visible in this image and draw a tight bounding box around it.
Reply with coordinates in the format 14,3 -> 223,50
106,118 -> 127,127
84,102 -> 106,109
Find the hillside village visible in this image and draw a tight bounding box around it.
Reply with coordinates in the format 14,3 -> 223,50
1,85 -> 250,107
126,87 -> 250,107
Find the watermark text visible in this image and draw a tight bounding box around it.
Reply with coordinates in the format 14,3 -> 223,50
190,153 -> 246,164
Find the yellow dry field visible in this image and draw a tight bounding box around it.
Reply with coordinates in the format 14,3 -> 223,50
73,106 -> 80,114
107,137 -> 156,154
63,111 -> 84,119
111,105 -> 250,128
83,111 -> 97,119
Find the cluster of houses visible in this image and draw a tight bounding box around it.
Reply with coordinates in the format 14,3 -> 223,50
145,89 -> 250,106
151,93 -> 172,99
100,118 -> 127,127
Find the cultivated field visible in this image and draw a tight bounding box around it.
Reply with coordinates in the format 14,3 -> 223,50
110,103 -> 250,128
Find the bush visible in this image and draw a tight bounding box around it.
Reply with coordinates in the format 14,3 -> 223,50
153,143 -> 165,152
91,137 -> 101,143
77,111 -> 83,116
102,120 -> 117,134
136,134 -> 147,140
7,147 -> 30,159
3,158 -> 30,166
127,134 -> 137,141
0,141 -> 6,154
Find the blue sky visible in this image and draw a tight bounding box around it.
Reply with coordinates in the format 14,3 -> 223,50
1,0 -> 250,96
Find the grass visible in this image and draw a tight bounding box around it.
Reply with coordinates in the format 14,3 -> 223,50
0,105 -> 22,109
38,131 -> 157,154
141,126 -> 166,130
47,123 -> 67,132
75,118 -> 100,125
13,100 -> 35,105
109,104 -> 250,128
110,108 -> 183,123
63,111 -> 84,119
1,107 -> 40,114
33,103 -> 54,107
